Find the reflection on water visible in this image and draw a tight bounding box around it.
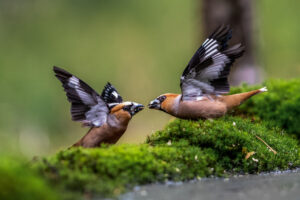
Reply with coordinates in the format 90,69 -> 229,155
120,169 -> 300,200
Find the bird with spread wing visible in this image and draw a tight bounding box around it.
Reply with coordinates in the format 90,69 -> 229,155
53,66 -> 144,148
148,25 -> 267,119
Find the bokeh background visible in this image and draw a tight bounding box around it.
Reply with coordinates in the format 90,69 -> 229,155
0,0 -> 299,158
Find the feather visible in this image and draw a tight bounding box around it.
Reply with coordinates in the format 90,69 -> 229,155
53,66 -> 109,127
180,25 -> 245,101
101,82 -> 123,104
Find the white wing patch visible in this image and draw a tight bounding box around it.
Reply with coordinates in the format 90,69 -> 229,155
54,67 -> 110,127
67,76 -> 107,126
68,76 -> 95,105
196,96 -> 204,101
123,101 -> 133,106
180,25 -> 244,101
202,38 -> 218,60
108,103 -> 119,108
198,53 -> 229,80
112,91 -> 119,98
85,101 -> 108,127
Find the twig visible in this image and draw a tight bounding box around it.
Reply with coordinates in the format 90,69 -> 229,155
245,151 -> 255,160
255,135 -> 277,154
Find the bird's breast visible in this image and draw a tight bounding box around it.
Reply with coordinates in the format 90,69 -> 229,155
177,98 -> 227,119
89,123 -> 127,145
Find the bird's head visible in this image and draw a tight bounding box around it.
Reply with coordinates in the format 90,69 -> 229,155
148,95 -> 166,110
109,101 -> 144,118
148,93 -> 179,112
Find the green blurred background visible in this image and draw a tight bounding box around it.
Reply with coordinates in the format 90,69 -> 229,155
0,0 -> 299,157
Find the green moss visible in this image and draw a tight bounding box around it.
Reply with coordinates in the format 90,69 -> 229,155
35,144 -> 219,197
21,78 -> 300,198
35,116 -> 300,198
0,156 -> 59,200
147,116 -> 300,172
2,79 -> 300,199
230,79 -> 300,138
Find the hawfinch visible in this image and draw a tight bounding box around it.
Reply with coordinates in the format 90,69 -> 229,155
53,66 -> 144,148
148,25 -> 267,119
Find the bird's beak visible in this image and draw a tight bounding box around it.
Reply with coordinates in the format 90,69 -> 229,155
131,103 -> 144,116
148,99 -> 160,109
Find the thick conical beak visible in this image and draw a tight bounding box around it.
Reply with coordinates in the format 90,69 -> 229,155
148,99 -> 160,109
131,103 -> 144,116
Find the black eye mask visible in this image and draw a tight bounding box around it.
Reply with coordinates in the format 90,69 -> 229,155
158,95 -> 166,102
123,103 -> 144,116
123,104 -> 132,113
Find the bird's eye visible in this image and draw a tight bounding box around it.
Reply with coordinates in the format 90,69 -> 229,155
123,105 -> 132,112
158,96 -> 166,102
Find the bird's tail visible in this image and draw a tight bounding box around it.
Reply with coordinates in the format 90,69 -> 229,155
258,86 -> 268,93
223,87 -> 267,110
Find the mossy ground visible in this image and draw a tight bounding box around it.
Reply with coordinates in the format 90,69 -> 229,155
2,79 -> 300,199
229,79 -> 300,139
35,116 -> 300,198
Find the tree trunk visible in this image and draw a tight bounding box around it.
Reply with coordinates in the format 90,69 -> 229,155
201,0 -> 261,85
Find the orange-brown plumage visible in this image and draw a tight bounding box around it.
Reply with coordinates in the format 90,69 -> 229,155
160,93 -> 180,112
148,25 -> 267,120
157,89 -> 266,120
221,89 -> 264,110
53,66 -> 144,148
73,103 -> 133,147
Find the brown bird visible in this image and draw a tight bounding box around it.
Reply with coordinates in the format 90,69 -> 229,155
148,25 -> 267,119
53,66 -> 144,148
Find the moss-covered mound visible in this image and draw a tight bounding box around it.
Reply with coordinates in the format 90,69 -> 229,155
7,79 -> 300,199
2,79 -> 300,199
147,116 -> 299,172
0,156 -> 58,200
230,79 -> 300,138
35,116 -> 300,198
36,145 -> 216,197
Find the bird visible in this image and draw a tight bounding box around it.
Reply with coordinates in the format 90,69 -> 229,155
53,66 -> 144,148
148,25 -> 267,120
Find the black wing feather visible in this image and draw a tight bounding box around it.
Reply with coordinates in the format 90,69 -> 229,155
53,66 -> 109,127
180,25 -> 245,100
101,82 -> 123,104
182,25 -> 232,78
